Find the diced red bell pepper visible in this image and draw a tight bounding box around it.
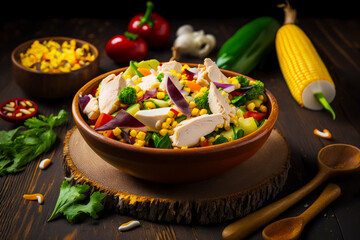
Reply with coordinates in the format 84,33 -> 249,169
243,111 -> 266,122
94,113 -> 114,130
98,130 -> 115,139
170,108 -> 179,116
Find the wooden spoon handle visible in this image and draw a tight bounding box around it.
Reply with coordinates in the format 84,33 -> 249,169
301,183 -> 341,224
222,170 -> 329,240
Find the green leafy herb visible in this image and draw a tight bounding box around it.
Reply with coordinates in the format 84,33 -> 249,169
152,132 -> 172,149
48,180 -> 106,222
212,136 -> 229,145
0,109 -> 67,176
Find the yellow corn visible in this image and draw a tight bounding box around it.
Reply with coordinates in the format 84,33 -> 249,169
276,25 -> 334,106
276,2 -> 335,109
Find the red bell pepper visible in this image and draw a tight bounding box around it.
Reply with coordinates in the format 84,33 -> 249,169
105,32 -> 147,64
243,111 -> 266,122
127,1 -> 170,48
94,113 -> 114,130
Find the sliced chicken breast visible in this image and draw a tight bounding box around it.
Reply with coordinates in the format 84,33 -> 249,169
137,74 -> 160,91
208,82 -> 236,129
83,96 -> 100,120
157,60 -> 183,73
98,73 -> 126,114
170,113 -> 224,147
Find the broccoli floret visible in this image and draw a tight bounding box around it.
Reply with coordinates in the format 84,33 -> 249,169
246,80 -> 264,100
194,91 -> 211,113
119,87 -> 137,105
236,76 -> 250,87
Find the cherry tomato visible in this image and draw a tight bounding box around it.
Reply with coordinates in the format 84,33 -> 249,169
105,32 -> 147,64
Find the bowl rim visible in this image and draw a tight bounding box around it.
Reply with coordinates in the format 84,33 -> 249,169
72,63 -> 279,155
11,36 -> 99,75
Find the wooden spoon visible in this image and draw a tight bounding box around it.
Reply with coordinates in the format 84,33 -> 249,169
222,144 -> 360,240
262,183 -> 341,240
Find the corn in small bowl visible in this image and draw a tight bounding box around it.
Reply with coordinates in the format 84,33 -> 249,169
11,37 -> 99,99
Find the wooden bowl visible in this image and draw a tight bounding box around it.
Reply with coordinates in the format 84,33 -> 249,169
11,37 -> 99,99
72,64 -> 279,184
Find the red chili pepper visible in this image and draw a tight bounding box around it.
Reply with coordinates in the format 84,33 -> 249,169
127,1 -> 170,48
105,32 -> 147,64
243,111 -> 267,122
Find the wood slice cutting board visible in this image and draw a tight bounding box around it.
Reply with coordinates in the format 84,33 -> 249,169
63,127 -> 290,224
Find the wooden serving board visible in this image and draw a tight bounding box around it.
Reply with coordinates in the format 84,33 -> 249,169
63,127 -> 290,225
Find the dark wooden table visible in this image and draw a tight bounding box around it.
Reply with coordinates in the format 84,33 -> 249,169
1,15 -> 359,240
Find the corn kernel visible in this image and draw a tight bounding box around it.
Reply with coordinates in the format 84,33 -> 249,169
200,136 -> 206,142
130,129 -> 138,138
134,139 -> 145,147
247,102 -> 256,111
113,127 -> 122,137
136,91 -> 145,98
159,128 -> 168,136
258,94 -> 264,101
208,137 -> 215,143
168,129 -> 174,135
167,111 -> 175,118
259,105 -> 268,112
171,121 -> 178,128
183,87 -> 191,93
199,109 -> 208,115
194,92 -> 204,98
162,122 -> 170,129
181,146 -> 188,149
134,85 -> 141,93
145,101 -> 156,109
156,91 -> 165,99
191,108 -> 200,116
165,117 -> 173,125
189,101 -> 197,108
136,131 -> 146,140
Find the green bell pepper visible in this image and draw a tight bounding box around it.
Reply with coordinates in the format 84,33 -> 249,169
216,17 -> 280,75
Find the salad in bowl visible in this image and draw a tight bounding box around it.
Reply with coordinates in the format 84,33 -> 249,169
78,58 -> 269,149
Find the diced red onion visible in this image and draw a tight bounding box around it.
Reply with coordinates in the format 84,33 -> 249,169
138,88 -> 157,101
95,109 -> 147,131
165,76 -> 191,116
230,85 -> 255,96
180,89 -> 189,96
212,82 -> 236,92
79,94 -> 91,111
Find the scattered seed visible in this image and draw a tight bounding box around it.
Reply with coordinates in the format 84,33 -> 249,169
118,220 -> 141,231
39,158 -> 51,170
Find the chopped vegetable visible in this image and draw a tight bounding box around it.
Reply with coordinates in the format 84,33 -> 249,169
48,180 -> 106,222
94,113 -> 114,130
119,86 -> 137,105
165,76 -> 191,117
194,91 -> 211,113
276,2 -> 336,119
0,109 -> 67,176
95,110 -> 146,132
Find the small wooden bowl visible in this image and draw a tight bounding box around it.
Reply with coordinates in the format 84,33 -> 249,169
11,37 -> 99,99
72,64 -> 279,184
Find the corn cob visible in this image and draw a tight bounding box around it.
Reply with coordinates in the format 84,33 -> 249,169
276,1 -> 336,119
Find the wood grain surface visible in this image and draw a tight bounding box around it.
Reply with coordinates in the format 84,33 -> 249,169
0,15 -> 360,240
